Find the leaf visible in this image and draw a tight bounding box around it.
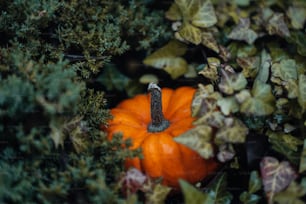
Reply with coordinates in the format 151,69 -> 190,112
274,181 -> 306,204
201,31 -> 219,53
256,49 -> 271,83
218,69 -> 247,95
266,13 -> 290,37
249,171 -> 262,193
165,3 -> 182,21
145,184 -> 171,204
236,56 -> 260,78
240,81 -> 275,116
271,59 -> 297,83
217,144 -> 235,163
299,139 -> 306,173
267,131 -> 302,165
240,192 -> 261,204
198,57 -> 220,81
175,125 -> 214,159
228,18 -> 258,44
177,22 -> 202,44
191,84 -> 217,117
180,179 -> 214,204
216,118 -> 248,143
260,156 -> 297,204
139,74 -> 159,84
175,0 -> 217,28
207,173 -> 233,204
298,74 -> 306,112
217,96 -> 239,116
143,40 -> 188,79
287,6 -> 306,29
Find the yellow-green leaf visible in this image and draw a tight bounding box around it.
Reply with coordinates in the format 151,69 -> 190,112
202,31 -> 220,53
266,13 -> 290,37
274,181 -> 306,204
237,56 -> 260,78
180,179 -> 214,204
143,40 -> 188,79
175,0 -> 217,28
175,125 -> 214,159
177,22 -> 202,44
198,57 -> 220,81
165,2 -> 182,21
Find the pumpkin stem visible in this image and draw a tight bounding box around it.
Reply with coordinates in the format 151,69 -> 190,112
147,83 -> 170,132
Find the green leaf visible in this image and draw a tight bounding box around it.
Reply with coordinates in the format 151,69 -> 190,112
180,179 -> 213,204
299,139 -> 306,173
228,18 -> 258,45
240,81 -> 275,116
271,59 -> 297,82
287,6 -> 306,29
256,49 -> 271,84
175,0 -> 217,28
274,181 -> 306,204
266,13 -> 290,37
207,173 -> 233,204
217,96 -> 240,116
235,0 -> 250,6
218,69 -> 248,95
175,125 -> 214,159
298,74 -> 306,112
240,191 -> 261,204
249,171 -> 262,193
216,118 -> 248,143
143,40 -> 188,79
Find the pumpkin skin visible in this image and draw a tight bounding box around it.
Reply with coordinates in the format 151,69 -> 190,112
105,86 -> 218,188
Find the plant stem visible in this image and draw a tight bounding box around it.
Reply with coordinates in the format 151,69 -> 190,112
147,83 -> 170,132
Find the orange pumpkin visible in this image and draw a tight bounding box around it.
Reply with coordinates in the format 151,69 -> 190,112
105,83 -> 218,188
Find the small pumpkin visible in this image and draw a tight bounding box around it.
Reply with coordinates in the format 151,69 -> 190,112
105,83 -> 218,188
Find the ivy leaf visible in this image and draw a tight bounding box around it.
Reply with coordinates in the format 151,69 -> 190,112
201,31 -> 220,53
299,139 -> 306,173
218,69 -> 248,95
175,0 -> 217,28
298,74 -> 306,112
271,59 -> 297,83
288,31 -> 306,57
49,117 -> 66,148
274,181 -> 306,204
177,23 -> 202,44
198,57 -> 220,81
237,56 -> 260,78
207,173 -> 233,204
240,80 -> 275,116
266,13 -> 290,37
256,49 -> 271,84
228,18 -> 258,45
180,179 -> 214,204
267,131 -> 303,165
175,125 -> 214,159
143,40 -> 188,79
240,192 -> 261,204
216,118 -> 248,143
191,84 -> 217,117
165,3 -> 182,21
287,6 -> 306,29
217,96 -> 239,116
260,156 -> 297,204
145,184 -> 171,204
249,171 -> 262,194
